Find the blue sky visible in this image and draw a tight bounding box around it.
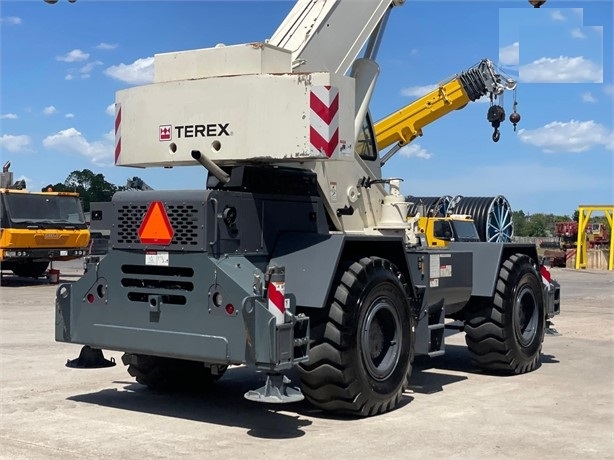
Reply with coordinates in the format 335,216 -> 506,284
1,0 -> 612,216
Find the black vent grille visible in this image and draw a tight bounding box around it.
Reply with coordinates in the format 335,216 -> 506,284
115,203 -> 202,247
121,264 -> 194,306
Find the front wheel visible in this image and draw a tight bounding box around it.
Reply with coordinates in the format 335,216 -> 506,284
298,257 -> 414,417
464,253 -> 545,374
12,261 -> 50,278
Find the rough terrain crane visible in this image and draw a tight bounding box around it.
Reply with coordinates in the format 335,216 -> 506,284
56,0 -> 560,417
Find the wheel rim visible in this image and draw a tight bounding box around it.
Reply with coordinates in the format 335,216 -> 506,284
514,285 -> 539,346
360,296 -> 402,381
486,196 -> 514,242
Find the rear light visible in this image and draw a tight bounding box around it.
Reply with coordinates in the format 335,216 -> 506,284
225,304 -> 235,315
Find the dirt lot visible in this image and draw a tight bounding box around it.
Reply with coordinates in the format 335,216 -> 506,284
1,262 -> 613,459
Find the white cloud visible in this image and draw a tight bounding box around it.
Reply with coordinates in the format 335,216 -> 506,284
0,134 -> 31,153
571,8 -> 583,16
499,42 -> 519,66
106,103 -> 116,116
581,92 -> 596,103
570,28 -> 585,39
65,113 -> 75,118
65,60 -> 102,80
104,57 -> 154,85
0,16 -> 22,25
42,128 -> 114,166
550,10 -> 565,21
79,60 -> 103,74
1,113 -> 18,120
518,120 -> 614,153
398,143 -> 432,159
591,26 -> 603,35
604,85 -> 614,98
520,56 -> 602,83
400,84 -> 438,98
96,42 -> 118,50
43,106 -> 57,115
56,49 -> 89,63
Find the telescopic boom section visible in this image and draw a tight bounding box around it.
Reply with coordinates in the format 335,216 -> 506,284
269,0 -> 405,75
374,59 -> 515,152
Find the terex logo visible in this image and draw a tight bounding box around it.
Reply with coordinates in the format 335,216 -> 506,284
159,125 -> 172,141
174,123 -> 230,138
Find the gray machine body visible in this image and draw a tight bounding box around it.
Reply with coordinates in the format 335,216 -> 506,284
56,172 -> 557,368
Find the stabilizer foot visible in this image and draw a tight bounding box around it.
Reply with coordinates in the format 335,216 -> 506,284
244,373 -> 304,404
545,321 -> 561,336
66,346 -> 116,368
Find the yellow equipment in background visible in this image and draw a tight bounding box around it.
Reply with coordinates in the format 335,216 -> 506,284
0,162 -> 90,278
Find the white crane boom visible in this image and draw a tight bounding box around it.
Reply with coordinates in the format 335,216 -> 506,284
269,0 -> 404,75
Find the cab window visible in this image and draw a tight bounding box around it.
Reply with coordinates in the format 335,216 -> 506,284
356,113 -> 377,161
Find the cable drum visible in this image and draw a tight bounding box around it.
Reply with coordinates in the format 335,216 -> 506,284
453,195 -> 514,242
407,195 -> 452,218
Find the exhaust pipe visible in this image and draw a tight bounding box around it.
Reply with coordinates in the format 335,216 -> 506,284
191,150 -> 230,184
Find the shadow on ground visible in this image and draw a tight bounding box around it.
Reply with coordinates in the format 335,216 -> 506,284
66,345 -> 559,433
66,353 -> 480,434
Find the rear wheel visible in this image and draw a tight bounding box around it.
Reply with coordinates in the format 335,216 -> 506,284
122,354 -> 227,391
298,257 -> 413,417
12,261 -> 49,278
464,253 -> 545,374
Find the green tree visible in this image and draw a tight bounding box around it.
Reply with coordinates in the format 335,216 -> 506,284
512,210 -> 529,236
572,210 -> 580,222
526,213 -> 549,236
62,169 -> 118,212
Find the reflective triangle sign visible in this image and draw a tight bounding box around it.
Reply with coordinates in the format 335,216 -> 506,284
138,201 -> 174,245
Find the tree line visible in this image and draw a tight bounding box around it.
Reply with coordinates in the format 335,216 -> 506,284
43,169 -> 148,212
47,169 -> 606,237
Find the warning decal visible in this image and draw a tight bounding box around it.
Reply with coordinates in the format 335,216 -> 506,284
310,86 -> 339,158
138,201 -> 174,245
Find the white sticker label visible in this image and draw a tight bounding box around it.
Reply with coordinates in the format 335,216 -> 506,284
60,250 -> 68,256
430,254 -> 440,278
145,251 -> 169,266
330,182 -> 338,203
440,264 -> 452,277
430,278 -> 439,288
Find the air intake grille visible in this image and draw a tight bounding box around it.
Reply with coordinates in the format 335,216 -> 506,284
121,264 -> 194,306
115,203 -> 203,248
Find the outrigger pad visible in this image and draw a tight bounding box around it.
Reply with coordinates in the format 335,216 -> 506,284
66,346 -> 116,368
244,373 -> 304,404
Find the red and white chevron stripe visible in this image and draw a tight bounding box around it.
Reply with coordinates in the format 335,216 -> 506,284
540,265 -> 552,290
268,280 -> 285,325
114,104 -> 122,164
310,86 -> 339,158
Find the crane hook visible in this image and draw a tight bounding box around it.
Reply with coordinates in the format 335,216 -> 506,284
487,105 -> 505,143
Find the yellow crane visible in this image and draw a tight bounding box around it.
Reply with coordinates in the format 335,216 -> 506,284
375,58 -> 518,165
373,59 -> 518,247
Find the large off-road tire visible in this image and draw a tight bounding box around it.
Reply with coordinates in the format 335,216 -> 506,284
298,257 -> 414,417
121,354 -> 227,391
464,253 -> 545,374
12,261 -> 49,278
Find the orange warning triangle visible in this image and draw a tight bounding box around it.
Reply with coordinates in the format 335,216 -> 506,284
138,201 -> 174,245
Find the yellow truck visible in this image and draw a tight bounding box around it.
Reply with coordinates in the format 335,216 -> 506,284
0,162 -> 90,278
